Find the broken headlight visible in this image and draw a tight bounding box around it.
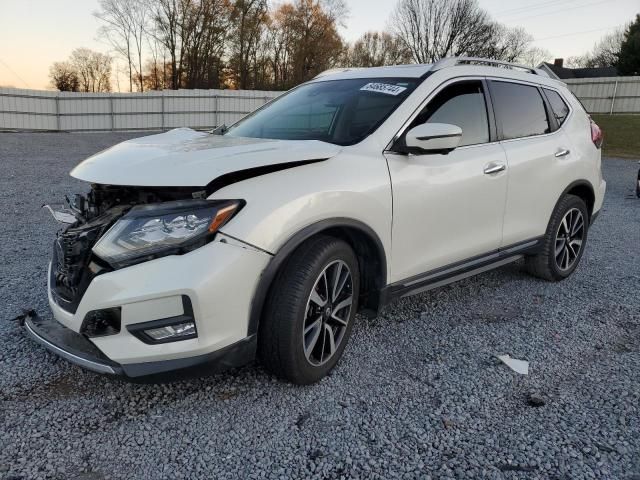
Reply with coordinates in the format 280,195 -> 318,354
93,200 -> 242,268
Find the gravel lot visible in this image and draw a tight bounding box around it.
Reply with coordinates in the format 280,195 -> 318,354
0,132 -> 639,480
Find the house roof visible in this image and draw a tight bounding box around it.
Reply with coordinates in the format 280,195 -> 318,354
540,62 -> 618,79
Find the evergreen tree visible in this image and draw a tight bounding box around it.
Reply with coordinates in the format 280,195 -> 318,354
617,14 -> 640,75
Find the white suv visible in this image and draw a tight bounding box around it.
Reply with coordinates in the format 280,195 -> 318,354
27,57 -> 606,384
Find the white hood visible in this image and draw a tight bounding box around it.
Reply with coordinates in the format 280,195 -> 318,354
70,128 -> 342,187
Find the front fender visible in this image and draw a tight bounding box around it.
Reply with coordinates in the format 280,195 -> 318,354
209,152 -> 393,261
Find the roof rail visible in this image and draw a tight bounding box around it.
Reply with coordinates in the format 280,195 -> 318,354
432,56 -> 549,77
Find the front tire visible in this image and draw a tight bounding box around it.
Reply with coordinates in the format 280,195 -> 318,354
258,236 -> 360,385
525,194 -> 589,281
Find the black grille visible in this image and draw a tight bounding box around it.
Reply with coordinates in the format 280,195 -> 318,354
50,212 -> 122,314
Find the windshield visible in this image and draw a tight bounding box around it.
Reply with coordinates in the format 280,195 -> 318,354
225,78 -> 420,146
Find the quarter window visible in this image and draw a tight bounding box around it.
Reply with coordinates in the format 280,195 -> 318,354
544,88 -> 570,126
408,81 -> 490,147
491,81 -> 550,140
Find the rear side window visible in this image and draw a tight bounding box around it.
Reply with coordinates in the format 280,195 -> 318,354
409,81 -> 490,147
490,81 -> 550,140
544,89 -> 570,126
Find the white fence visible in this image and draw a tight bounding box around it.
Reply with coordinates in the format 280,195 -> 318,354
565,76 -> 640,114
1,76 -> 639,132
0,88 -> 281,131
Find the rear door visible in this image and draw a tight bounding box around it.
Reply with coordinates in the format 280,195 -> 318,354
488,80 -> 571,247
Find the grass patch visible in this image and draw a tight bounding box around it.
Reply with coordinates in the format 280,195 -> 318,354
591,114 -> 640,159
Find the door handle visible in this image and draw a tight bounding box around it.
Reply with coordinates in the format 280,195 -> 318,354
555,149 -> 571,158
484,162 -> 506,175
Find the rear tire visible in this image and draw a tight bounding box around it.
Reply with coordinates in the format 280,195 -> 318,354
525,194 -> 589,281
258,235 -> 360,385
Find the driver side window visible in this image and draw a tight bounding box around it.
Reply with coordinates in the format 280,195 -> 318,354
409,81 -> 490,147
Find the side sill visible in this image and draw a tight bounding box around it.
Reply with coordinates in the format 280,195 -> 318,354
381,237 -> 542,306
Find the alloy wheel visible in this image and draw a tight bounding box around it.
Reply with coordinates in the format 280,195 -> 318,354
303,260 -> 353,366
554,208 -> 585,271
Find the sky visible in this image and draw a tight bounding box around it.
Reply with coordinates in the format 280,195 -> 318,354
0,0 -> 638,90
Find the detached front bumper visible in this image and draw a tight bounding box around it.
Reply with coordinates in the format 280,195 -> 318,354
24,312 -> 256,380
30,235 -> 271,380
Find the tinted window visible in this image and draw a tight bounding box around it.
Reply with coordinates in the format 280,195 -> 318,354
409,81 -> 489,147
226,78 -> 419,146
491,81 -> 550,140
544,88 -> 570,126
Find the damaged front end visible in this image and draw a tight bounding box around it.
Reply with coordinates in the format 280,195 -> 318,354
47,184 -> 237,315
22,180 -> 260,380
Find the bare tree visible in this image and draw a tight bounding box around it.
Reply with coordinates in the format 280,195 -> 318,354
152,0 -> 190,89
264,3 -> 295,88
288,0 -> 346,85
145,31 -> 164,90
229,0 -> 268,89
143,59 -> 171,90
94,0 -> 134,91
49,62 -> 80,91
181,0 -> 229,89
130,0 -> 150,91
70,48 -> 113,92
348,31 -> 412,67
391,0 -> 495,63
583,28 -> 625,68
73,0 -> 551,92
520,46 -> 552,68
476,25 -> 532,62
95,0 -> 150,92
152,0 -> 179,89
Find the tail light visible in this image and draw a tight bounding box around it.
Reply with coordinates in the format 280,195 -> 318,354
590,119 -> 603,148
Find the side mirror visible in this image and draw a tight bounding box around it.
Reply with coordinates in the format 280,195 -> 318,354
403,123 -> 462,154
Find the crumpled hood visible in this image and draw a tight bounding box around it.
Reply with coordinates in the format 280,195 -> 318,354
70,128 -> 342,187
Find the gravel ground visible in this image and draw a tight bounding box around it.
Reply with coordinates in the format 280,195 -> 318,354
0,132 -> 639,480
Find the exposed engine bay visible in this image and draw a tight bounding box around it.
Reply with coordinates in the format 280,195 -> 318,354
47,184 -> 205,314
61,184 -> 207,225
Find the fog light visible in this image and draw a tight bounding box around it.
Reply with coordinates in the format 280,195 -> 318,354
144,322 -> 196,341
126,295 -> 197,344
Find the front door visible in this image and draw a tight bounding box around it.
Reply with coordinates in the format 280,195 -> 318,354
385,79 -> 508,283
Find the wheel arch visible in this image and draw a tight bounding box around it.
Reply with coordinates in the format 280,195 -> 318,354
247,218 -> 388,336
560,179 -> 596,220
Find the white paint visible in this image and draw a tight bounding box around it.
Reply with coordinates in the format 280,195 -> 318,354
70,128 -> 342,186
41,60 -> 608,373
